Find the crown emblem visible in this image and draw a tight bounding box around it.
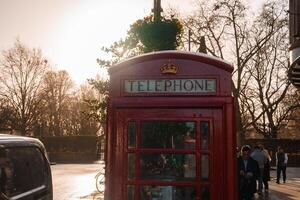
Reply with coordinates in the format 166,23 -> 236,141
160,60 -> 178,74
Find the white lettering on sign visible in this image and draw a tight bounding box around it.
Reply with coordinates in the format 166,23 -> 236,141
124,79 -> 216,93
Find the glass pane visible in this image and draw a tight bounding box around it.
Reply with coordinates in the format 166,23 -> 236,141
1,147 -> 47,197
200,122 -> 210,149
128,121 -> 136,148
141,121 -> 195,149
202,187 -> 210,200
127,185 -> 135,200
201,155 -> 209,181
140,154 -> 196,181
141,186 -> 196,200
128,153 -> 135,180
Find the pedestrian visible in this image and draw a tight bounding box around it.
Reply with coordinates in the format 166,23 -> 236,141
261,145 -> 271,192
237,145 -> 260,200
276,146 -> 288,184
251,144 -> 269,194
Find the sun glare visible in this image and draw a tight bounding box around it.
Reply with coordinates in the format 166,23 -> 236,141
0,0 -> 261,84
51,0 -> 154,84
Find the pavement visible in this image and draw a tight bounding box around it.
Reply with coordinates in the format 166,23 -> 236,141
51,162 -> 300,200
253,167 -> 300,200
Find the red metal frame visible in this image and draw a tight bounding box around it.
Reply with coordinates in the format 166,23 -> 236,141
120,109 -> 219,200
105,51 -> 237,200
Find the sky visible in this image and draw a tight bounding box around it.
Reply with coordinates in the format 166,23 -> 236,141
0,0 -> 262,85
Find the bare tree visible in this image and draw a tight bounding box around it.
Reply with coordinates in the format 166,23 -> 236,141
37,70 -> 74,136
51,83 -> 101,136
241,5 -> 300,138
182,0 -> 289,142
0,98 -> 15,131
77,83 -> 101,135
34,72 -> 100,136
0,40 -> 48,135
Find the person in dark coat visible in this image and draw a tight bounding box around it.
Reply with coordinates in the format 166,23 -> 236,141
237,145 -> 260,200
276,147 -> 288,184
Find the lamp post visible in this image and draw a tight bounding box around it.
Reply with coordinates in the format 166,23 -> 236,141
152,0 -> 163,22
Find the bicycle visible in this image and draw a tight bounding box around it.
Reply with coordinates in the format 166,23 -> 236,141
95,166 -> 105,194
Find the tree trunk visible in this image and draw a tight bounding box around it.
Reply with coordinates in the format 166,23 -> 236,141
270,127 -> 278,139
233,84 -> 245,146
20,119 -> 26,136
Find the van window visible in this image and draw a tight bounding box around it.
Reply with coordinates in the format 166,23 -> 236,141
1,147 -> 47,197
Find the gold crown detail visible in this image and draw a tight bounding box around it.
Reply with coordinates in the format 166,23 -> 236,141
160,60 -> 178,74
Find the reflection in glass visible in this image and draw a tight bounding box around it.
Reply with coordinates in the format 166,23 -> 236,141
141,121 -> 195,149
128,153 -> 135,180
128,185 -> 135,200
202,187 -> 210,200
128,121 -> 136,148
140,154 -> 196,181
200,122 -> 210,149
3,147 -> 47,197
201,155 -> 209,181
141,186 -> 196,200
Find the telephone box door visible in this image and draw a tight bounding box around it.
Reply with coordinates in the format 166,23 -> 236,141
112,108 -> 225,200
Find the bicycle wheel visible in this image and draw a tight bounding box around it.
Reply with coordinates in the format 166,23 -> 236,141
96,172 -> 105,193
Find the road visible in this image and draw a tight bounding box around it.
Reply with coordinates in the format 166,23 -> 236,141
51,163 -> 300,200
51,162 -> 104,200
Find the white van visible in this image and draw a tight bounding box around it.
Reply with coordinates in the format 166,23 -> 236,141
0,134 -> 53,200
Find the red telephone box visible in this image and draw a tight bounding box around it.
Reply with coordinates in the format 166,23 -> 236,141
105,51 -> 237,200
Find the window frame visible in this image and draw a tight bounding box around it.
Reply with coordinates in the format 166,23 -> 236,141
125,118 -> 213,200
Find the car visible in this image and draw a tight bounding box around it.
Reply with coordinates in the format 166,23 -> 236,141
0,134 -> 53,200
